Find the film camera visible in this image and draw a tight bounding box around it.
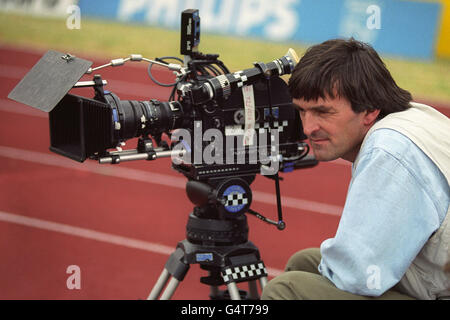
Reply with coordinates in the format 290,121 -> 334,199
9,9 -> 317,299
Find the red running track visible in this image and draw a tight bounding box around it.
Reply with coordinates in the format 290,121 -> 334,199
0,44 -> 448,300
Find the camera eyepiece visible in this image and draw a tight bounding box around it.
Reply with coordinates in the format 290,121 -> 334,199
200,50 -> 299,103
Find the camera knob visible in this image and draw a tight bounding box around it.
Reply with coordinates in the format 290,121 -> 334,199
213,117 -> 221,129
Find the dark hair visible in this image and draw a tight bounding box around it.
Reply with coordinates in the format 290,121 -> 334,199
288,38 -> 412,119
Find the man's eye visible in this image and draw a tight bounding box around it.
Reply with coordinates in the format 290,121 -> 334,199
315,109 -> 329,115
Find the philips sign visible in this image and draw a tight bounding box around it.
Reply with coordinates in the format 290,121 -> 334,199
78,0 -> 441,59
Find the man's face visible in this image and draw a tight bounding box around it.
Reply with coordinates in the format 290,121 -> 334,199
293,95 -> 379,162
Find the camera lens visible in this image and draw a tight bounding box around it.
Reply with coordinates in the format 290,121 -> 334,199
105,92 -> 184,144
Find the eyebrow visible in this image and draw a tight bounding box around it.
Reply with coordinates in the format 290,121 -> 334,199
293,104 -> 333,112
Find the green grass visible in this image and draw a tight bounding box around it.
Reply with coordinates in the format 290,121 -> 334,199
1,12 -> 449,103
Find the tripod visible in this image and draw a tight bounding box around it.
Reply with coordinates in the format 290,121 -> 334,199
147,212 -> 269,300
148,178 -> 269,300
147,155 -> 318,300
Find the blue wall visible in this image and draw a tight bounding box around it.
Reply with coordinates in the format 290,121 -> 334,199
78,0 -> 442,59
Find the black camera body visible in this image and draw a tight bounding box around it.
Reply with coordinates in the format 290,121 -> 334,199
45,9 -> 308,183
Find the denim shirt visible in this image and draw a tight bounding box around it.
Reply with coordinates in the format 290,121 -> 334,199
318,128 -> 450,296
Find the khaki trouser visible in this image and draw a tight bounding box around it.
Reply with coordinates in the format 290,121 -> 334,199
261,248 -> 415,300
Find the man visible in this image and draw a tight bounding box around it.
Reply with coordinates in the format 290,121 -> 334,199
261,38 -> 450,300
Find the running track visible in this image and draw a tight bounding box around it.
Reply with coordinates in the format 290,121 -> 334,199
0,45 -> 448,300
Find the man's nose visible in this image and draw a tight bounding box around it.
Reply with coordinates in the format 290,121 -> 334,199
301,113 -> 319,137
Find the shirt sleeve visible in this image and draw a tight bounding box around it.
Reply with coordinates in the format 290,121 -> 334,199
318,143 -> 443,296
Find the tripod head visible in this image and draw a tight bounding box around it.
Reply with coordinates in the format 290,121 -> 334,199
184,152 -> 317,235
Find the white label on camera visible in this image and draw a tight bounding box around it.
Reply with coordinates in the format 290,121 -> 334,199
225,125 -> 244,136
242,85 -> 255,146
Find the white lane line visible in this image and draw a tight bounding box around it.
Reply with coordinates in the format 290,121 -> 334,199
0,99 -> 47,118
0,64 -> 30,78
0,145 -> 344,216
0,210 -> 283,277
0,145 -> 186,189
0,210 -> 173,255
253,190 -> 344,217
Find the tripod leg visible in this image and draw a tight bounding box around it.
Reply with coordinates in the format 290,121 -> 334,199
148,247 -> 190,300
259,276 -> 268,289
210,286 -> 220,299
248,280 -> 259,299
227,282 -> 241,300
148,269 -> 170,300
160,277 -> 181,300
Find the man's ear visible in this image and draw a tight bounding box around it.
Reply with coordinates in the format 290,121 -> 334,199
363,108 -> 380,126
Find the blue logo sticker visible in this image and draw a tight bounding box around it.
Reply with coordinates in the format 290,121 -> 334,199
223,185 -> 247,213
196,253 -> 213,262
